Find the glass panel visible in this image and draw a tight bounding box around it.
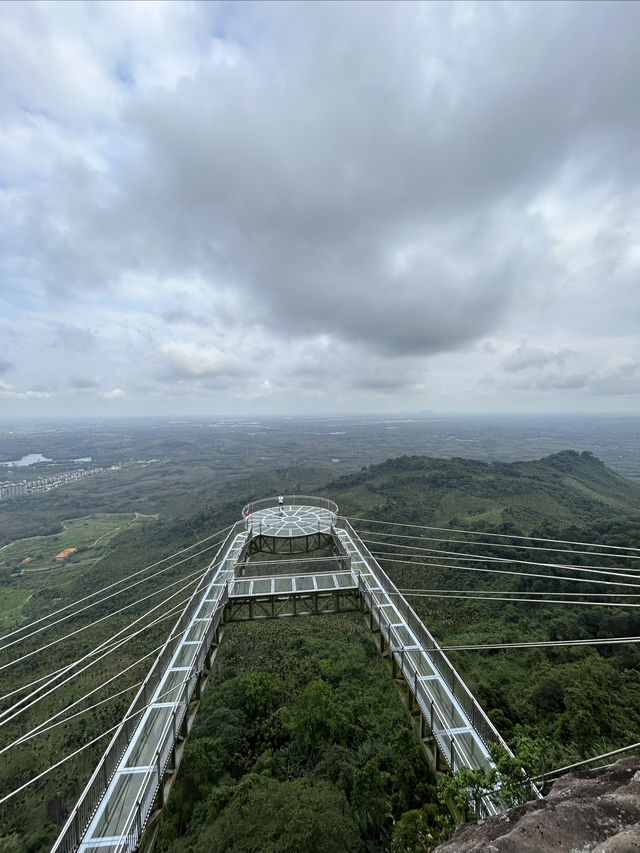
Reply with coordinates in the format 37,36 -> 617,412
171,643 -> 197,669
204,584 -> 226,599
231,580 -> 250,597
407,650 -> 436,677
125,707 -> 173,768
315,574 -> 336,590
456,730 -> 489,767
294,576 -> 314,592
197,599 -> 217,619
185,621 -> 207,642
425,679 -> 466,730
154,669 -> 187,704
389,624 -> 417,647
90,772 -> 146,838
274,577 -> 293,593
81,845 -> 118,853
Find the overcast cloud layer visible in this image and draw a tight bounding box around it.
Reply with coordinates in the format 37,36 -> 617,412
1,0 -> 639,417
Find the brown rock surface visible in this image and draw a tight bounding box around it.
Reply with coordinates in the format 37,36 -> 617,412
434,755 -> 640,853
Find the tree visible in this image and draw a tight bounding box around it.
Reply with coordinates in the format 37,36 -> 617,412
194,776 -> 362,853
438,738 -> 545,818
289,680 -> 346,752
243,671 -> 283,719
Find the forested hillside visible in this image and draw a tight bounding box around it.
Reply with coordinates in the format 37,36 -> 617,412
1,449 -> 639,852
153,451 -> 640,852
330,450 -> 640,534
330,451 -> 640,781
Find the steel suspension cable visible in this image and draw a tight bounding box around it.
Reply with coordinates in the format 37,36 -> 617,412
0,560 -> 209,677
2,681 -> 141,754
0,583 -> 196,708
529,743 -> 640,782
347,516 -> 640,553
397,587 -> 640,598
0,671 -> 196,806
361,539 -> 640,582
400,591 -> 640,608
439,636 -> 640,651
353,527 -> 640,562
0,531 -> 230,653
367,554 -> 640,590
0,580 -> 199,727
2,640 -> 170,753
0,522 -> 234,646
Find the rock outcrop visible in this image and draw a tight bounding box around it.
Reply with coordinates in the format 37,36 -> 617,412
435,755 -> 640,853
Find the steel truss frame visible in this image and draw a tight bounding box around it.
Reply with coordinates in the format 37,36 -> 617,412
54,497 -> 535,853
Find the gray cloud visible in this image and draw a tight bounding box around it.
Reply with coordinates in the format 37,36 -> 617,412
0,357 -> 14,375
69,375 -> 100,390
52,324 -> 97,352
2,1 -> 640,415
503,345 -> 572,373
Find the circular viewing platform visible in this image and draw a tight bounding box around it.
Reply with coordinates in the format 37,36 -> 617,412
242,495 -> 338,538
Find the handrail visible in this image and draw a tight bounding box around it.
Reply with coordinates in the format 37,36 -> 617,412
242,494 -> 339,518
52,522 -> 244,853
112,596 -> 228,852
334,516 -> 510,754
357,576 -> 475,774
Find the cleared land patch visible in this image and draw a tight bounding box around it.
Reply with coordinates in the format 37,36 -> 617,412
0,513 -> 156,625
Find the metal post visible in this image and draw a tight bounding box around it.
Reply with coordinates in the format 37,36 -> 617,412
156,749 -> 163,806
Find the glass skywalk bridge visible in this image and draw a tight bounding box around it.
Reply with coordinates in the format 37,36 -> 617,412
54,497 -> 533,853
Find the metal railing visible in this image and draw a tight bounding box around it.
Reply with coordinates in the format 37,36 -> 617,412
52,522 -> 245,853
333,517 -> 510,755
359,577 -> 484,776
112,598 -> 228,852
241,494 -> 339,518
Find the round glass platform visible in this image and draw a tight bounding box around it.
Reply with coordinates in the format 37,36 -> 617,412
245,502 -> 335,537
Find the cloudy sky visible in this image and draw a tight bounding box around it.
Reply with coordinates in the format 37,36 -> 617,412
1,0 -> 639,418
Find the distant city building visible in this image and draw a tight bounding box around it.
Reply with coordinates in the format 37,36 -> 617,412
0,467 -> 104,501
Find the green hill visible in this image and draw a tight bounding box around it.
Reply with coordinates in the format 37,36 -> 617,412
328,450 -> 640,535
326,451 -> 640,782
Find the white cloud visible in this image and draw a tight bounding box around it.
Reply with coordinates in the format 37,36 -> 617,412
159,341 -> 241,380
101,388 -> 126,400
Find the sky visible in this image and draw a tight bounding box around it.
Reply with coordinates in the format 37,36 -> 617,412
1,0 -> 639,418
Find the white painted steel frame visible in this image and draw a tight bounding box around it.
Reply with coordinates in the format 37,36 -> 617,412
332,518 -> 532,816
228,570 -> 358,598
52,523 -> 249,853
54,500 -> 536,853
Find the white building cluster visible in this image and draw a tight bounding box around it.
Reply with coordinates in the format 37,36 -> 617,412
0,468 -> 103,500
